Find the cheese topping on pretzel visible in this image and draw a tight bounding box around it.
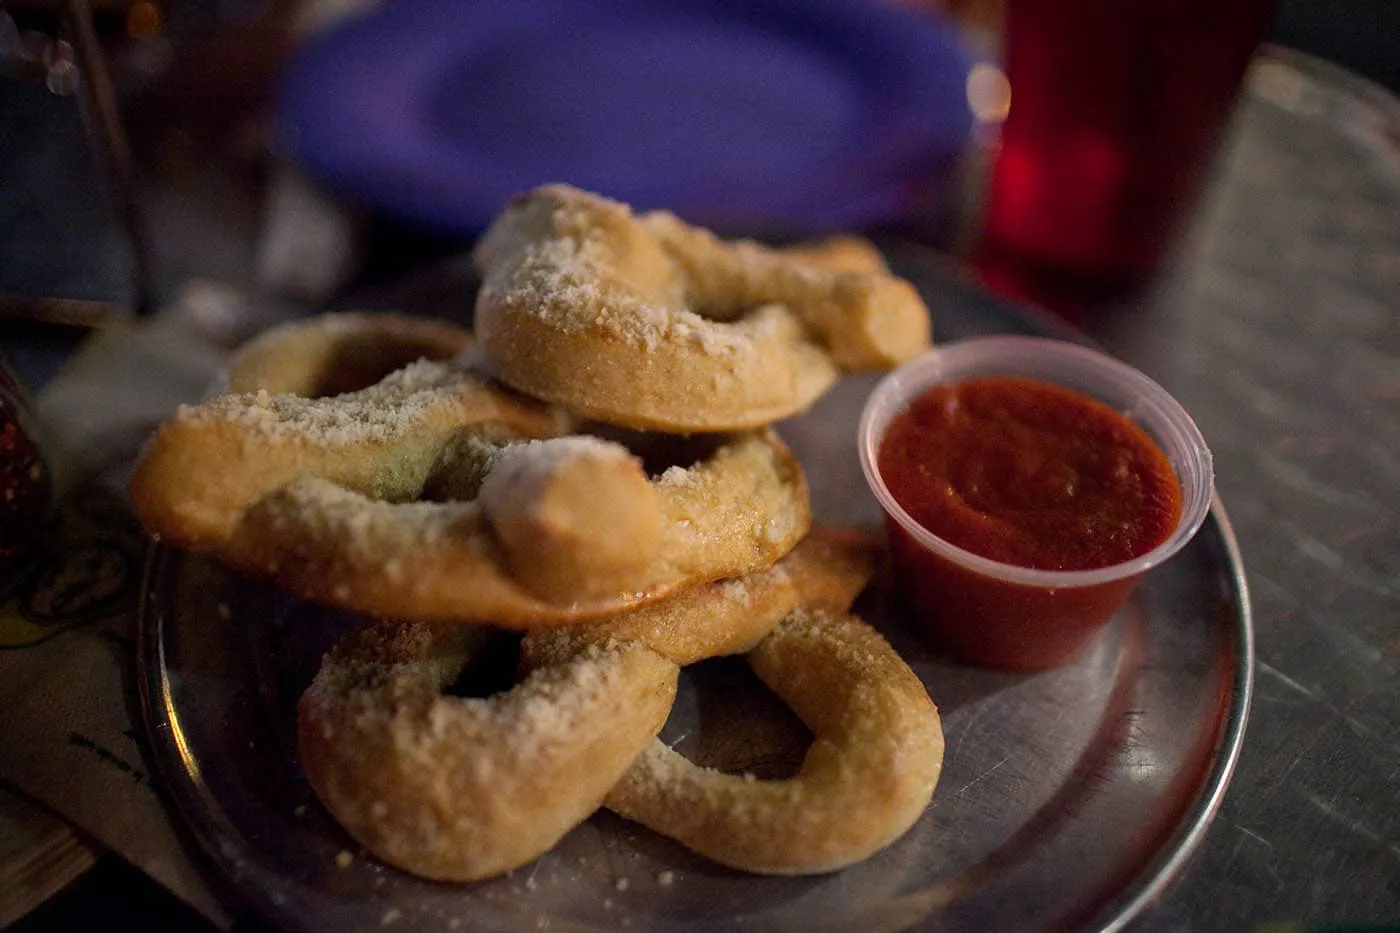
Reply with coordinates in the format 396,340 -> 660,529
130,356 -> 568,551
132,190 -> 951,887
219,428 -> 809,625
473,184 -> 932,432
131,311 -> 812,624
226,311 -> 475,396
299,528 -> 879,882
298,621 -> 677,882
520,526 -> 878,669
605,608 -> 944,875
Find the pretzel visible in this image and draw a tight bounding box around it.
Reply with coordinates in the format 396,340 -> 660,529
473,184 -> 932,432
520,525 -> 878,670
132,313 -> 811,624
129,354 -> 568,552
218,428 -> 809,625
297,621 -> 678,882
300,528 -> 876,881
226,311 -> 475,395
605,608 -> 944,875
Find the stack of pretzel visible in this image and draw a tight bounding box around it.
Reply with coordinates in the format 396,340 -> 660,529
129,185 -> 946,882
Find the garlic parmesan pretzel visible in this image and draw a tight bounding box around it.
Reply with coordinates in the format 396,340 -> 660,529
473,184 -> 932,432
605,608 -> 944,875
223,429 -> 810,625
226,311 -> 475,395
300,528 -> 876,881
519,532 -> 940,875
298,621 -> 678,882
129,351 -> 567,553
132,313 -> 811,624
520,525 -> 878,670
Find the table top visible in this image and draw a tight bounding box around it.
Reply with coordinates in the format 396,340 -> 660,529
1103,49 -> 1400,930
2,32 -> 1397,932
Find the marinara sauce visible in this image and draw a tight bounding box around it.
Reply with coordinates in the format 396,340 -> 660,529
878,376 -> 1182,571
876,375 -> 1183,670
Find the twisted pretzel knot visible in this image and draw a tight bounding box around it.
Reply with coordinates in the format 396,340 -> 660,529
300,528 -> 937,881
129,312 -> 811,625
474,185 -> 933,432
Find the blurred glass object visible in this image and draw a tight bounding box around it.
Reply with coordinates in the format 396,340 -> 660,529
124,0 -> 162,39
972,0 -> 1279,307
965,61 -> 1010,124
1,9 -> 77,95
0,356 -> 53,597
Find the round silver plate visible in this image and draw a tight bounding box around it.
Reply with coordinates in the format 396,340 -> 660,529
138,264 -> 1253,932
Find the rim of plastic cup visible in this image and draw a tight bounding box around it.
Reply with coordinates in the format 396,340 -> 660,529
858,336 -> 1215,590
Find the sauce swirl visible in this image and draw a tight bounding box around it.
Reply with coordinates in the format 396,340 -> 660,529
877,376 -> 1182,572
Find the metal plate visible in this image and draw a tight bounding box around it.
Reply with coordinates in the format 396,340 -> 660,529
137,260 -> 1253,932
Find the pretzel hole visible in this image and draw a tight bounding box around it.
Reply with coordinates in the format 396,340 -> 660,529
420,424 -> 529,503
586,426 -> 729,478
660,655 -> 811,781
300,335 -> 465,398
441,629 -> 524,699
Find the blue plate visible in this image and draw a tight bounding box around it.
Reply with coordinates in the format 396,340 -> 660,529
276,0 -> 974,236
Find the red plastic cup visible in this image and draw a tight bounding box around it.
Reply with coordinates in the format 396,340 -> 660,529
858,337 -> 1214,671
974,0 -> 1277,300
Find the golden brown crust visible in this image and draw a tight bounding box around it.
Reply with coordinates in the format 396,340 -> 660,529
519,525 -> 878,670
300,525 -> 875,882
605,608 -> 944,875
129,357 -> 568,550
776,236 -> 893,275
640,211 -> 932,370
131,307 -> 812,624
227,311 -> 475,396
476,436 -> 662,601
219,429 -> 810,626
473,185 -> 931,432
298,622 -> 677,881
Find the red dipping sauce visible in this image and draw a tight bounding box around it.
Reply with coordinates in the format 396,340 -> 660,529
878,376 -> 1183,572
875,375 -> 1184,670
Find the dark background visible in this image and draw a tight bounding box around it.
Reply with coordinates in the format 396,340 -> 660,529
1273,0 -> 1399,92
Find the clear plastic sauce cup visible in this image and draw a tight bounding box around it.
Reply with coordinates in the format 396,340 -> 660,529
858,336 -> 1214,671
